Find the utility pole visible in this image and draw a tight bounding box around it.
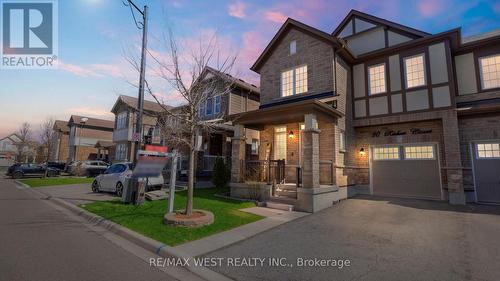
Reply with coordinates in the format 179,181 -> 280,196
124,1 -> 148,204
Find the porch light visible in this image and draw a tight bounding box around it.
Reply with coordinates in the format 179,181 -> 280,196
288,131 -> 294,139
359,148 -> 365,156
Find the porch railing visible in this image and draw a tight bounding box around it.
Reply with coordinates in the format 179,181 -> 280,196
244,160 -> 285,186
203,155 -> 230,171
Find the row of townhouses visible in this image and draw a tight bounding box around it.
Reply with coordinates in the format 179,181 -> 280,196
41,10 -> 500,212
226,10 -> 500,212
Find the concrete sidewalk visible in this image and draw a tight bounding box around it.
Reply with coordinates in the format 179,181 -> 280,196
175,207 -> 309,257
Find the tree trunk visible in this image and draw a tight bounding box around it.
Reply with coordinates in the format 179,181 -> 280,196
185,135 -> 196,216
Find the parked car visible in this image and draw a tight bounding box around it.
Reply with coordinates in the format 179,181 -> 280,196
92,162 -> 164,196
68,160 -> 109,177
45,161 -> 66,171
65,161 -> 81,174
6,163 -> 60,179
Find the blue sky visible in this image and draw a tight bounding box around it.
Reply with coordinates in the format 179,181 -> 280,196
0,0 -> 499,137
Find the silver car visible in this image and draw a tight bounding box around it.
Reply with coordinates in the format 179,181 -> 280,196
91,162 -> 164,196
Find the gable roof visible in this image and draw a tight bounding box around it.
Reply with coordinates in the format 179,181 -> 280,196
204,66 -> 260,94
68,115 -> 114,129
111,95 -> 172,114
332,10 -> 430,38
251,18 -> 352,73
53,120 -> 70,133
0,133 -> 21,143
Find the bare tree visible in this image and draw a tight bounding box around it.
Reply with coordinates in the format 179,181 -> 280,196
39,118 -> 56,177
126,30 -> 236,216
14,122 -> 32,163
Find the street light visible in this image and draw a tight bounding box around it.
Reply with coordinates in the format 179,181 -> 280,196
76,117 -> 88,161
123,0 -> 149,205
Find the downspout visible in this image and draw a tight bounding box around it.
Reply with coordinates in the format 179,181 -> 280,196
333,47 -> 338,97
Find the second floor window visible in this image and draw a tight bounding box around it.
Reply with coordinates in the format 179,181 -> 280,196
479,54 -> 500,90
116,112 -> 127,129
404,54 -> 426,88
368,63 -> 386,95
214,95 -> 221,114
205,98 -> 213,115
281,65 -> 308,97
289,40 -> 296,55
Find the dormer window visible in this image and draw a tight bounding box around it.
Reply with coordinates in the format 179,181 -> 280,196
289,40 -> 296,55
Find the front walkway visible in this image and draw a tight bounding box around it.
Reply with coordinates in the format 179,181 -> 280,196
204,196 -> 500,281
175,207 -> 308,257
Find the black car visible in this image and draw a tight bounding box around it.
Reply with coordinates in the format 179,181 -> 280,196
46,161 -> 66,171
6,163 -> 60,179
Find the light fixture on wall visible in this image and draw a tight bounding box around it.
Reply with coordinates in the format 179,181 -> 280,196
288,131 -> 294,139
359,148 -> 365,156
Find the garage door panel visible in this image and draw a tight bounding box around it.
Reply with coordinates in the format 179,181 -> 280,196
473,142 -> 500,203
372,144 -> 441,199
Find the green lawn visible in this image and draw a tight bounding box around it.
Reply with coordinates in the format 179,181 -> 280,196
82,188 -> 262,246
19,177 -> 94,187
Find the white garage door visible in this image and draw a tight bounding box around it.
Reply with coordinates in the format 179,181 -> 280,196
371,144 -> 442,200
472,142 -> 500,204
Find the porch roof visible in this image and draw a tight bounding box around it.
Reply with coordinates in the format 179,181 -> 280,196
230,100 -> 343,130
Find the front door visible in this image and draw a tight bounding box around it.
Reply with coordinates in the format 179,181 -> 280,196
472,142 -> 500,204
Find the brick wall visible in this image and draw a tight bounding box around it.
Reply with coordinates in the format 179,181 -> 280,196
259,28 -> 335,105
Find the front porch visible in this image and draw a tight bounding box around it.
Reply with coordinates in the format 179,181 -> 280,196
229,100 -> 346,212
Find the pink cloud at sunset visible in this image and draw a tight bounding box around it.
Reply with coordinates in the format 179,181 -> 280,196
228,2 -> 247,18
264,11 -> 288,23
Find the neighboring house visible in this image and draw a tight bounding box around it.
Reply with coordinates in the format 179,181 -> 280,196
111,95 -> 168,162
229,9 -> 500,212
94,140 -> 115,163
0,134 -> 20,167
68,115 -> 114,162
0,133 -> 36,165
194,67 -> 261,175
50,120 -> 70,162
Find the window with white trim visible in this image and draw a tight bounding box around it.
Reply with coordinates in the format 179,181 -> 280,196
404,54 -> 426,88
281,65 -> 308,97
404,145 -> 435,159
373,147 -> 400,160
479,54 -> 500,90
214,95 -> 221,114
477,143 -> 500,158
274,126 -> 287,161
205,98 -> 213,115
368,63 -> 386,95
116,112 -> 128,129
115,143 -> 127,160
290,40 -> 296,55
251,139 -> 259,155
339,130 -> 346,151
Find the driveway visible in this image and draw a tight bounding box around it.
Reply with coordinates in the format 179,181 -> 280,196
37,183 -> 117,205
204,196 -> 500,281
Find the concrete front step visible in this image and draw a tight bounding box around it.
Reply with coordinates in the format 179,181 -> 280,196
265,201 -> 294,212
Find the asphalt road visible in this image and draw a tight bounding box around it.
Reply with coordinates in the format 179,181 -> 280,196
205,195 -> 500,281
0,178 -> 176,281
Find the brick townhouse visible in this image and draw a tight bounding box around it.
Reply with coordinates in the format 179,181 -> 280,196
67,115 -> 114,162
229,10 -> 500,212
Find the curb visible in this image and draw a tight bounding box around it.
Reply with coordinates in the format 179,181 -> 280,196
18,183 -> 232,281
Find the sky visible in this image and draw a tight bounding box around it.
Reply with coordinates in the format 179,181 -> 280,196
0,0 -> 499,138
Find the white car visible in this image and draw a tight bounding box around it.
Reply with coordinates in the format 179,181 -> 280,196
91,162 -> 164,196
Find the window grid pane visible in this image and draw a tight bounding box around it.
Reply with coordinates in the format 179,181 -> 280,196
281,69 -> 294,97
295,65 -> 308,94
274,126 -> 287,160
405,55 -> 426,88
477,143 -> 500,158
368,64 -> 386,95
404,145 -> 434,159
480,55 -> 500,90
373,147 -> 400,160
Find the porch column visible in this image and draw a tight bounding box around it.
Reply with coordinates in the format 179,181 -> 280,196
302,114 -> 320,188
231,124 -> 246,183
